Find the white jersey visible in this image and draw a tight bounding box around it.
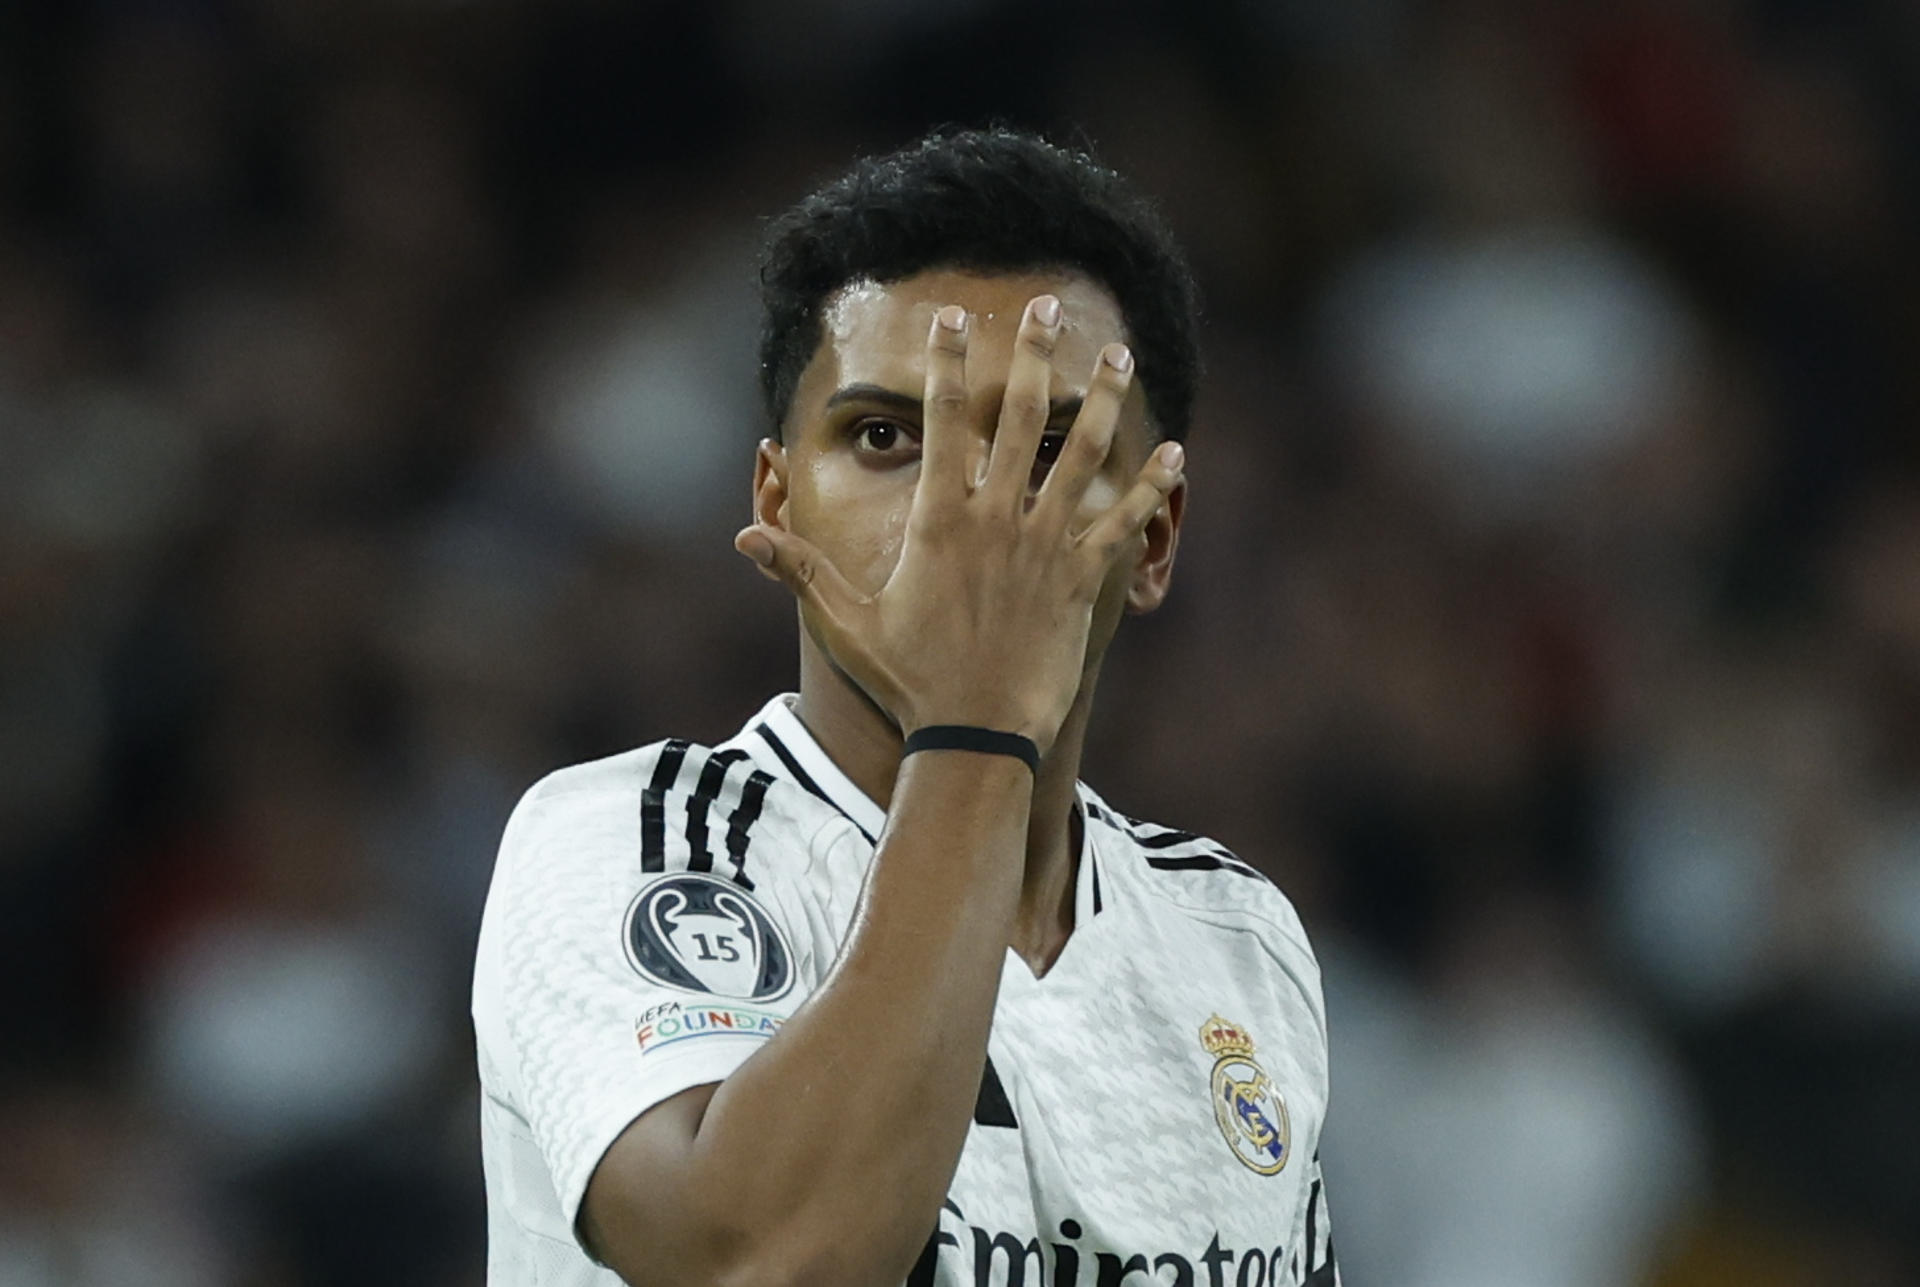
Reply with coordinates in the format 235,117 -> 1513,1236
474,694 -> 1339,1287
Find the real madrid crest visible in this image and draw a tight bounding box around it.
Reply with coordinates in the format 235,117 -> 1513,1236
1200,1014 -> 1290,1176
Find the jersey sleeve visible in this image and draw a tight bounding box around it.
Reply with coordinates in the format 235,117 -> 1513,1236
473,741 -> 824,1243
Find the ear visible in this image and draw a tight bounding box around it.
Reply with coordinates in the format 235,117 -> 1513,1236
1125,471 -> 1186,615
748,439 -> 791,581
752,437 -> 790,531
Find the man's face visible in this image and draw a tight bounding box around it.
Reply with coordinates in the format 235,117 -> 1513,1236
754,268 -> 1182,678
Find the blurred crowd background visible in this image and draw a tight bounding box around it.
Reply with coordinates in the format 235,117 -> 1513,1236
4,0 -> 1918,1283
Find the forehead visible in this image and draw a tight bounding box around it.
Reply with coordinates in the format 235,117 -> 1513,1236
800,268 -> 1129,409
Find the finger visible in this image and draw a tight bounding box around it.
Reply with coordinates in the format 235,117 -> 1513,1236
1031,340 -> 1132,535
734,524 -> 864,633
916,304 -> 972,510
981,294 -> 1063,510
1074,440 -> 1184,573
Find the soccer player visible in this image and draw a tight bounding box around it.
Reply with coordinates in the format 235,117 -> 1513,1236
473,128 -> 1338,1287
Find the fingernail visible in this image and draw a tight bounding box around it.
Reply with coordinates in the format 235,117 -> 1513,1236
936,304 -> 968,332
1032,294 -> 1060,327
1105,344 -> 1134,373
1158,441 -> 1184,470
735,529 -> 774,566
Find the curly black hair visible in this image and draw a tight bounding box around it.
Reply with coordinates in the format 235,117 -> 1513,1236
757,127 -> 1202,442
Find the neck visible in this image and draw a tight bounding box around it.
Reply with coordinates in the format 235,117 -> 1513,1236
794,636 -> 1090,974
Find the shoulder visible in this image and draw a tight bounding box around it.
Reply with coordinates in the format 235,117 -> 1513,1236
1083,788 -> 1328,1042
1081,786 -> 1319,966
498,738 -> 834,890
476,737 -> 830,1027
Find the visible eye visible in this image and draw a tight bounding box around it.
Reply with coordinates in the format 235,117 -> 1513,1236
850,417 -> 919,459
1028,431 -> 1069,487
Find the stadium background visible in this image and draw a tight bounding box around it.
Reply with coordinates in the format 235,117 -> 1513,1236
3,0 -> 1918,1283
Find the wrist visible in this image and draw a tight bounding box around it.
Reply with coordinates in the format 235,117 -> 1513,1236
902,724 -> 1041,775
901,705 -> 1059,758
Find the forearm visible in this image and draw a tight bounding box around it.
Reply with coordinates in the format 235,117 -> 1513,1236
588,750 -> 1030,1287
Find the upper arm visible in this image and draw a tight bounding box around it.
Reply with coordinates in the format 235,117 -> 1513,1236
578,1080 -> 720,1277
474,747 -> 819,1271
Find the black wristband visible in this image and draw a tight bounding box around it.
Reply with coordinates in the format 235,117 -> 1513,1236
902,724 -> 1041,775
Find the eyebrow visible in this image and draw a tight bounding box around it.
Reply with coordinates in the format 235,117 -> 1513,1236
824,382 -> 1085,421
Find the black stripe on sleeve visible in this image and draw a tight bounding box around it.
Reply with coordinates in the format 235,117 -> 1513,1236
683,748 -> 749,872
1144,852 -> 1268,882
754,722 -> 876,843
1131,826 -> 1205,849
722,769 -> 775,890
1120,817 -> 1270,876
640,740 -> 691,872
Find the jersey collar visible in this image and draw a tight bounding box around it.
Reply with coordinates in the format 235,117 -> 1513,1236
743,694 -> 889,842
742,693 -> 1105,921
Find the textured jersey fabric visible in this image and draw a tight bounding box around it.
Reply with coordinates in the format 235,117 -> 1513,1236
473,694 -> 1340,1286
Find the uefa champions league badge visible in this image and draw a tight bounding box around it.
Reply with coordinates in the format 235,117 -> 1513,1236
624,872 -> 796,1002
1200,1014 -> 1290,1176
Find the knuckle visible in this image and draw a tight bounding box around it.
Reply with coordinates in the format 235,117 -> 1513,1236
1021,330 -> 1057,360
973,494 -> 1015,526
927,390 -> 968,414
1067,429 -> 1105,464
1007,390 -> 1049,423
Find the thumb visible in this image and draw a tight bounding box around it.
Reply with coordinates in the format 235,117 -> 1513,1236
734,524 -> 861,624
